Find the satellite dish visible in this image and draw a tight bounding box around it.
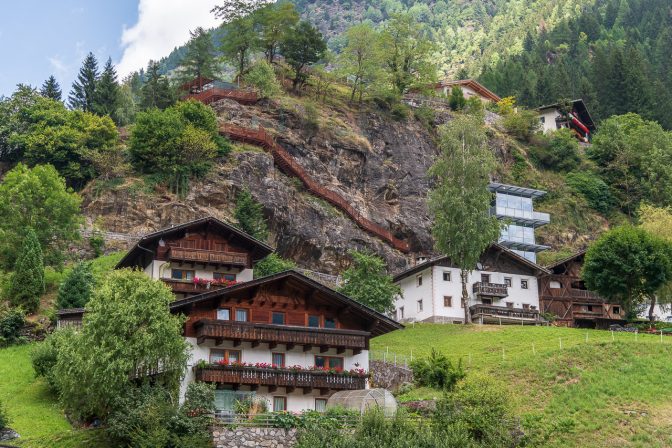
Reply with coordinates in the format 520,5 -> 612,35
476,262 -> 483,270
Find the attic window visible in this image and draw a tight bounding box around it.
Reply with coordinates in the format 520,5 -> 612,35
613,306 -> 621,314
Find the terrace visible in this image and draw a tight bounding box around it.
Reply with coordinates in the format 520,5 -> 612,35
470,304 -> 541,325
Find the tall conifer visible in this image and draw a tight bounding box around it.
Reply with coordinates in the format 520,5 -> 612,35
40,76 -> 62,101
69,52 -> 99,111
94,58 -> 120,119
8,228 -> 45,313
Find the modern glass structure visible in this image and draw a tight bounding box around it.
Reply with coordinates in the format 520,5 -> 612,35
488,183 -> 550,262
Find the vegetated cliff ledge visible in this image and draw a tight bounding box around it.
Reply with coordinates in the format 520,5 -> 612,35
83,98 -> 440,274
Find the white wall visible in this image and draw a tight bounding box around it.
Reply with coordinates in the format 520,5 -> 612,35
438,85 -> 492,102
394,267 -> 434,322
144,260 -> 253,283
538,108 -> 561,133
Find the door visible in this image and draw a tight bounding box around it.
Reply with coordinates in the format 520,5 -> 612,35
214,390 -> 255,419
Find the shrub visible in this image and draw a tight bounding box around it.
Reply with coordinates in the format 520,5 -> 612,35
31,328 -> 74,391
502,108 -> 540,142
0,398 -> 9,430
302,100 -> 320,134
0,306 -> 25,347
234,189 -> 269,241
89,229 -> 105,257
8,228 -> 45,313
390,102 -> 410,121
254,254 -> 296,278
57,261 -> 94,309
448,85 -> 466,111
529,128 -> 580,171
410,348 -> 465,390
414,105 -> 435,129
566,171 -> 615,215
244,61 -> 282,99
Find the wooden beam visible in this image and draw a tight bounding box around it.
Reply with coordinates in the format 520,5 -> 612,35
250,385 -> 258,391
251,341 -> 260,348
352,349 -> 361,356
269,342 -> 277,350
286,386 -> 295,394
196,336 -> 206,345
286,343 -> 295,351
215,338 -> 224,346
302,387 -> 312,395
319,388 -> 329,396
233,339 -> 241,347
268,385 -> 277,393
303,345 -> 312,352
336,347 -> 345,355
320,346 -> 329,353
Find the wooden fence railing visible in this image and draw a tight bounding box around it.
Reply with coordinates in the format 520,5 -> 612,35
219,123 -> 410,253
185,87 -> 258,105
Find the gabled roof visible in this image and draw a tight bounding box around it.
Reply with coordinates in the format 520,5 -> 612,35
545,250 -> 587,271
393,244 -> 550,282
436,79 -> 501,102
535,99 -> 596,131
170,269 -> 403,337
116,216 -> 274,270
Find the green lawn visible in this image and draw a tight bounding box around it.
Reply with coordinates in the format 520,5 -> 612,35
0,344 -> 108,448
372,324 -> 672,447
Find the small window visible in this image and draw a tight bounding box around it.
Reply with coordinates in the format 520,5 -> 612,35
443,296 -> 452,307
522,303 -> 530,310
417,299 -> 423,312
324,317 -> 336,329
506,302 -> 513,308
586,305 -> 593,312
398,307 -> 404,320
217,308 -> 231,320
308,315 -> 320,327
315,398 -> 327,412
443,271 -> 451,282
213,272 -> 236,281
272,353 -> 285,368
613,306 -> 621,314
481,274 -> 491,283
235,309 -> 249,322
504,277 -> 512,287
549,281 -> 562,289
416,275 -> 423,287
210,349 -> 241,364
521,279 -> 529,289
272,312 -> 285,325
482,298 -> 493,305
315,356 -> 344,370
273,396 -> 287,412
171,269 -> 194,280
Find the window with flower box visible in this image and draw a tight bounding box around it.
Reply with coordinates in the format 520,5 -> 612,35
272,353 -> 285,368
210,349 -> 241,364
171,269 -> 194,281
213,272 -> 236,281
314,355 -> 344,370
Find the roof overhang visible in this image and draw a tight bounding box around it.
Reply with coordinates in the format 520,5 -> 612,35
437,79 -> 501,102
488,182 -> 547,199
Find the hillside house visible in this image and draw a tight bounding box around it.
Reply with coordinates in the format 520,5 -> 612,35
57,217 -> 401,414
536,99 -> 596,143
434,79 -> 501,103
539,251 -> 624,328
393,245 -> 549,325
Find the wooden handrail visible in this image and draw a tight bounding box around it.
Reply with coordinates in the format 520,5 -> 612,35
219,123 -> 410,253
185,87 -> 258,105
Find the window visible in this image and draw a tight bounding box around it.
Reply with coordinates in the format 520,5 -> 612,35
443,271 -> 451,282
308,315 -> 320,327
213,272 -> 236,281
273,397 -> 287,412
416,275 -> 423,287
324,317 -> 336,329
539,116 -> 546,124
272,312 -> 285,325
272,353 -> 285,368
315,398 -> 327,412
482,298 -> 493,305
506,302 -> 513,309
235,309 -> 248,322
314,356 -> 344,370
504,277 -> 512,287
398,307 -> 404,320
522,303 -> 530,310
217,308 -> 231,320
210,349 -> 241,364
481,274 -> 491,283
417,299 -> 423,312
586,305 -> 593,312
521,279 -> 529,289
171,269 -> 194,281
443,296 -> 452,307
549,281 -> 562,289
613,306 -> 621,314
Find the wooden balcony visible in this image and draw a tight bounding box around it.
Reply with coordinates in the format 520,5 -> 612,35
195,365 -> 367,392
168,247 -> 248,267
161,279 -> 229,295
472,282 -> 508,298
470,304 -> 541,325
194,319 -> 369,353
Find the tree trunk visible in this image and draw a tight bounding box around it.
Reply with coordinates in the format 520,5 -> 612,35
461,269 -> 471,324
649,294 -> 657,323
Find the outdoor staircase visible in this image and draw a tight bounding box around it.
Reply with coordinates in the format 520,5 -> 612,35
185,87 -> 258,105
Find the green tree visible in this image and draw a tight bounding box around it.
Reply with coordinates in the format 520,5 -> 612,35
428,115 -> 502,323
565,171 -> 615,215
93,58 -> 120,120
69,52 -> 99,112
530,128 -> 580,171
40,75 -> 62,101
280,21 -> 327,90
337,23 -> 383,104
57,262 -> 94,309
0,164 -> 82,268
638,204 -> 672,320
448,85 -> 466,111
220,15 -> 258,78
180,27 -> 219,82
583,226 -> 672,319
53,270 -> 189,420
255,3 -> 300,64
140,61 -> 175,110
243,61 -> 281,98
234,189 -> 269,241
254,253 -> 296,278
337,250 -> 401,314
8,228 -> 45,313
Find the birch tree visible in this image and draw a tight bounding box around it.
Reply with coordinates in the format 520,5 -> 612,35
428,115 -> 501,323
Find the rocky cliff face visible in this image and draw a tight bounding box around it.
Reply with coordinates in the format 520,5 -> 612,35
83,98 -> 441,274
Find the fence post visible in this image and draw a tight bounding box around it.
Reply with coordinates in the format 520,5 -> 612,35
661,330 -> 664,343
635,330 -> 638,342
532,343 -> 536,356
559,338 -> 562,349
501,348 -> 505,361
394,354 -> 397,366
468,353 -> 472,366
585,332 -> 588,343
611,330 -> 614,342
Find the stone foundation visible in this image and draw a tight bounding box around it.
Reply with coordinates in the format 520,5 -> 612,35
212,427 -> 298,448
370,360 -> 414,392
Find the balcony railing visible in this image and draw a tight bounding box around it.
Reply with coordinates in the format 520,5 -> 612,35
161,279 -> 230,294
169,247 -> 248,266
470,304 -> 541,323
490,206 -> 550,226
194,319 -> 369,351
472,282 -> 508,298
196,365 -> 367,391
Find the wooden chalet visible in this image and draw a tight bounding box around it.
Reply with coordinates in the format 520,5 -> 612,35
434,79 -> 502,103
539,251 -> 624,328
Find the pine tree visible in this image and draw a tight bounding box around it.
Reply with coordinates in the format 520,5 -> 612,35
40,75 -> 62,101
8,228 -> 45,313
140,61 -> 175,110
93,58 -> 120,119
179,27 -> 219,82
234,189 -> 269,241
56,262 -> 94,309
448,85 -> 466,110
69,52 -> 99,112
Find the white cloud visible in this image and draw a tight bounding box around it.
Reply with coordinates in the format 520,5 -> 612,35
117,0 -> 220,77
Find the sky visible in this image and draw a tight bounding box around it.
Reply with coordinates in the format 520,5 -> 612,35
0,0 -> 221,97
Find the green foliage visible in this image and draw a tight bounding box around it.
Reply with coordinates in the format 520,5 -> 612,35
565,171 -> 614,215
501,108 -> 540,142
53,270 -> 189,420
141,60 -> 176,110
0,305 -> 25,347
529,128 -> 580,172
68,52 -> 98,112
234,189 -> 269,241
220,15 -> 257,77
0,163 -> 82,268
448,86 -> 466,111
428,115 -> 502,322
179,27 -> 219,82
414,105 -> 435,129
40,75 -> 62,102
0,398 -> 9,430
56,262 -> 94,309
93,58 -> 120,122
583,226 -> 672,317
337,23 -> 384,104
243,61 -> 281,98
254,253 -> 296,278
89,230 -> 105,257
338,250 -> 401,314
8,229 -> 44,313
280,21 -> 327,90
254,3 -> 300,64
410,348 -> 465,390
31,328 -> 74,390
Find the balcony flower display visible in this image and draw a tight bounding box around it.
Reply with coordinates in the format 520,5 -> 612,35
204,360 -> 368,377
192,277 -> 238,288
